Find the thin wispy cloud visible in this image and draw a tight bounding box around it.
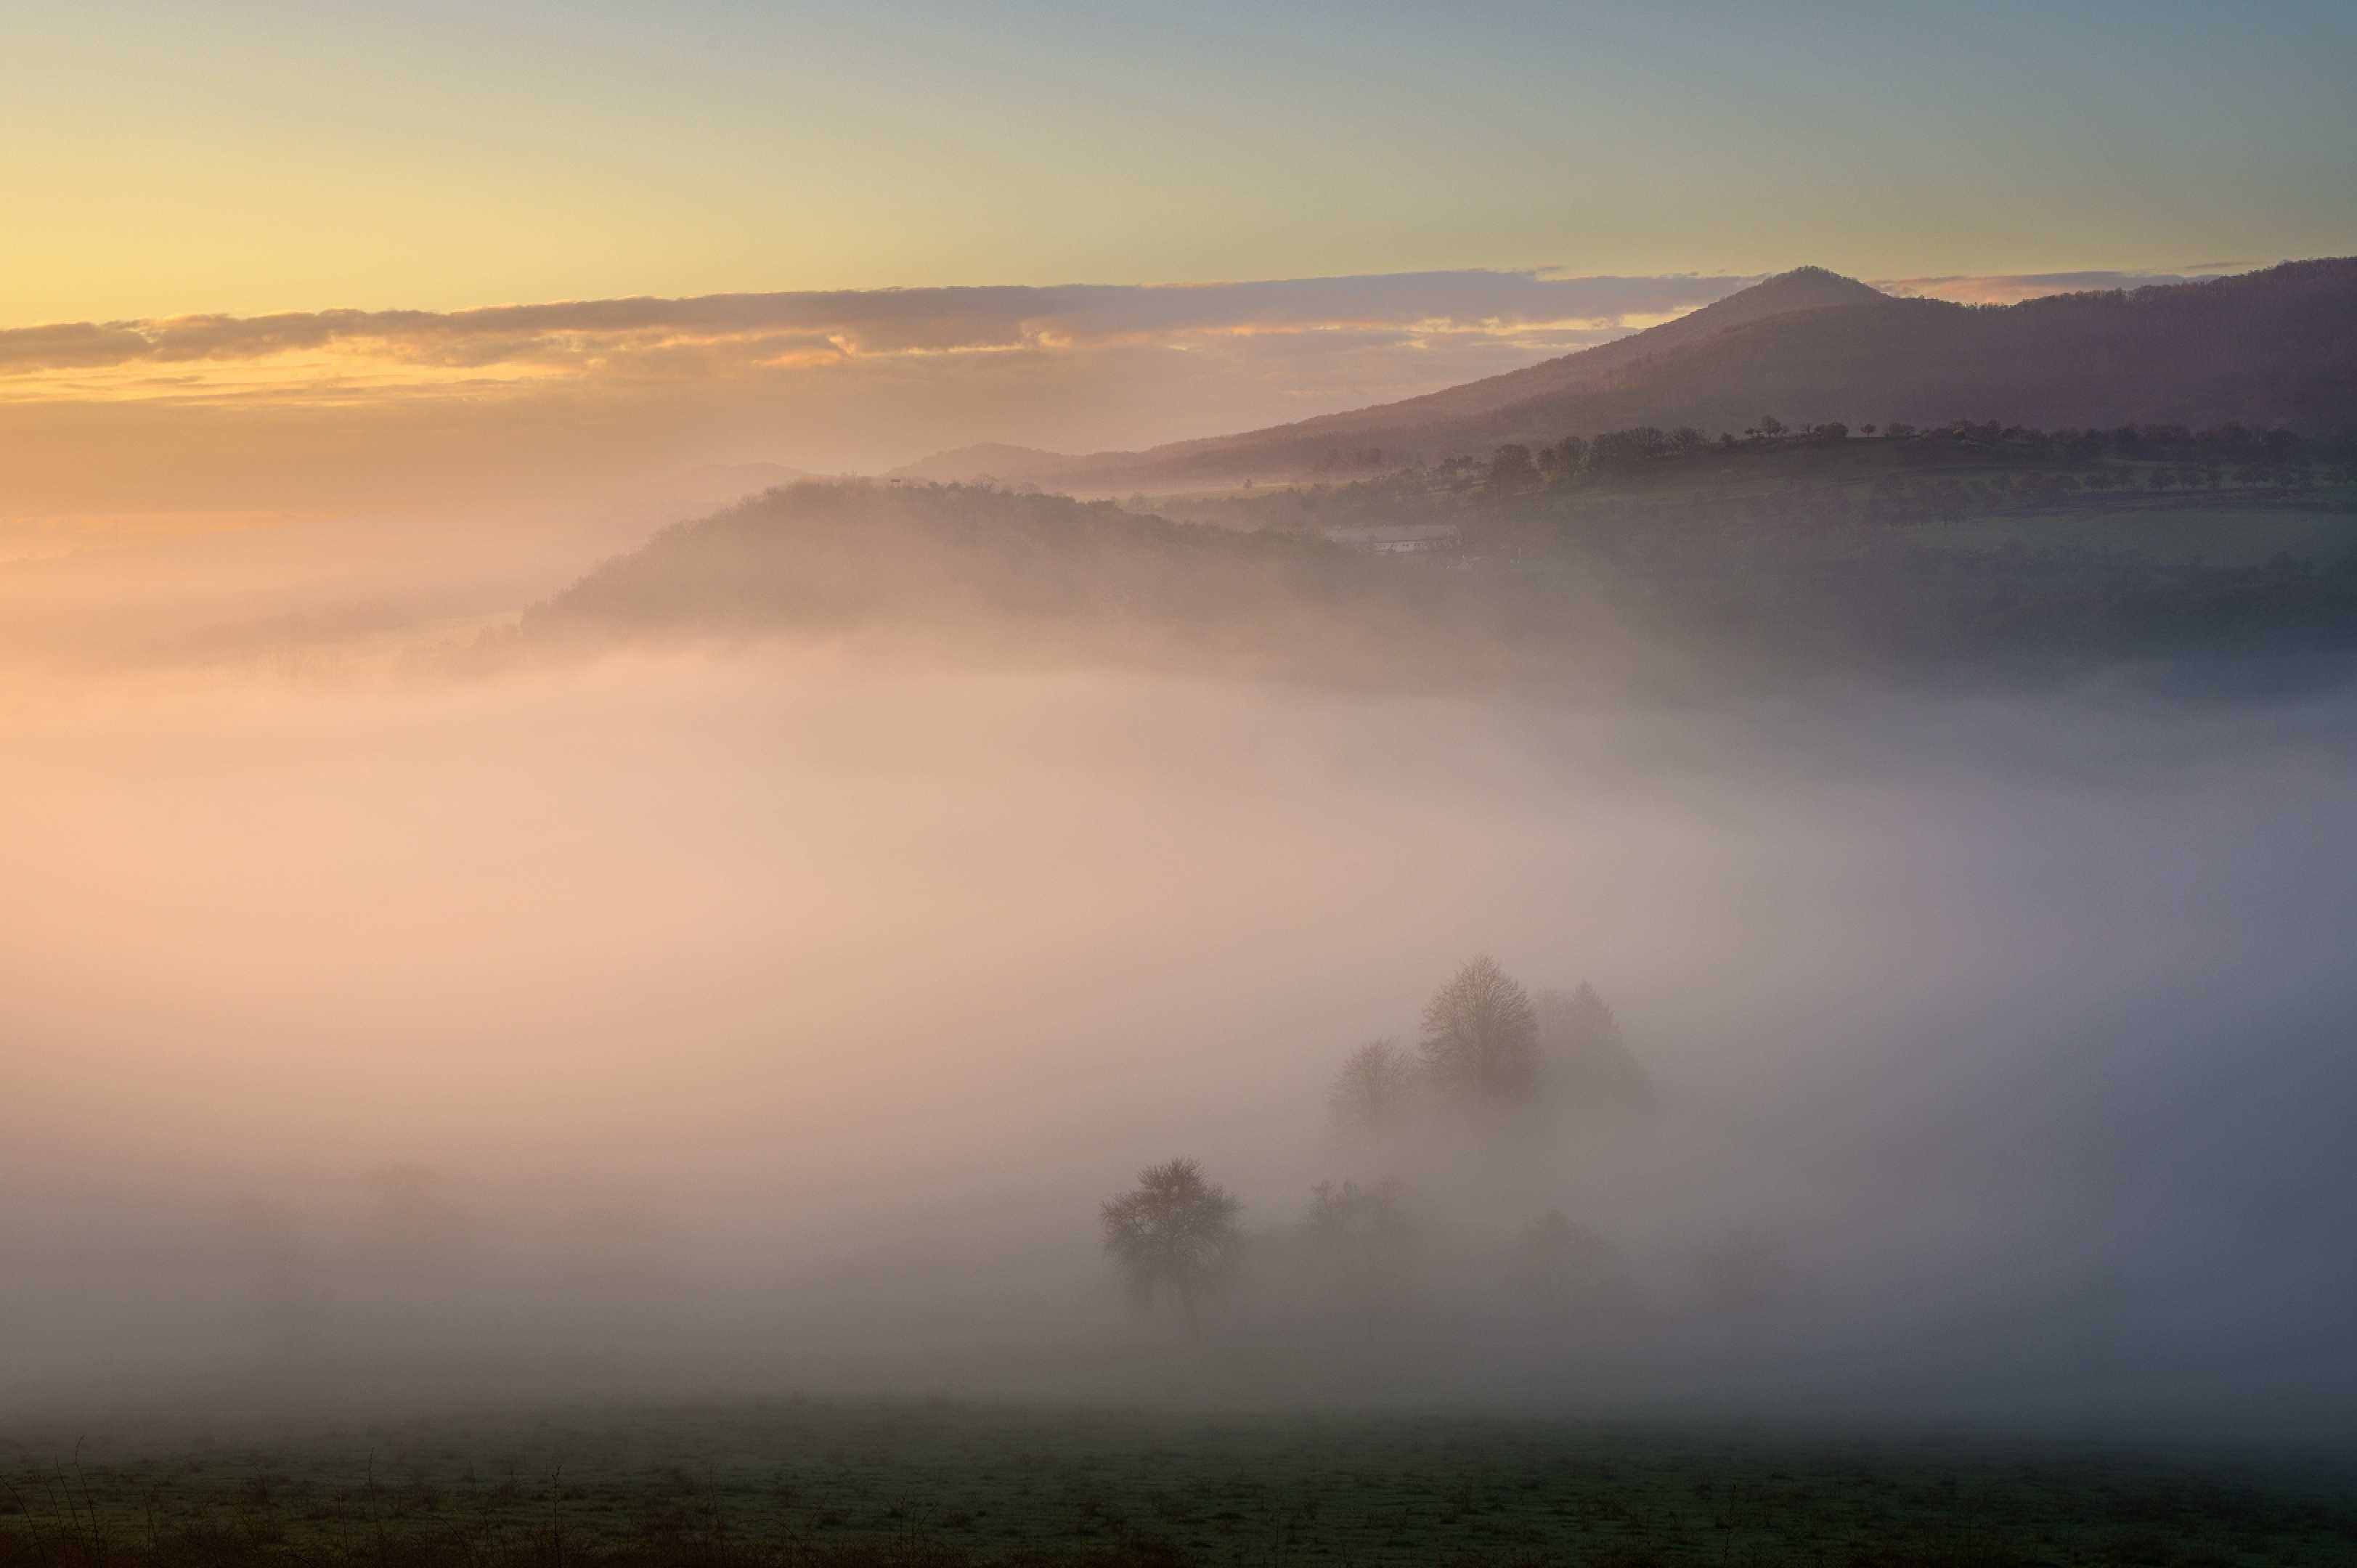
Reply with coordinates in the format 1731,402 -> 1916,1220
1876,268 -> 2224,306
0,272 -> 1751,387
2,265 -> 2244,393
0,271 -> 1761,513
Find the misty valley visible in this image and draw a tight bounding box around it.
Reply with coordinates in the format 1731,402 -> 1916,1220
9,593 -> 2357,1563
8,249 -> 2357,1565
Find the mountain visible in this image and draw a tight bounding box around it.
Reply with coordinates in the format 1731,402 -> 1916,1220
893,269 -> 1879,489
906,260 -> 2357,491
1210,265 -> 1886,436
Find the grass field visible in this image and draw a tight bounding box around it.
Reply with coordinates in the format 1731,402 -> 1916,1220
5,1401 -> 2354,1567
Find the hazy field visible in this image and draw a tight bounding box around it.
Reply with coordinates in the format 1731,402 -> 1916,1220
9,1400 -> 2357,1567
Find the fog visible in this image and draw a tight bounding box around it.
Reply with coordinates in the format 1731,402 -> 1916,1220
4,550 -> 2356,1453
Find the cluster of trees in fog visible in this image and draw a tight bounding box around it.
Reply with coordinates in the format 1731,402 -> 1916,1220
1319,415 -> 2348,483
1325,957 -> 1652,1124
1094,957 -> 1787,1358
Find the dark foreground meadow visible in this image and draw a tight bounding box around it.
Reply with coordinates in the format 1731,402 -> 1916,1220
6,1402 -> 2354,1568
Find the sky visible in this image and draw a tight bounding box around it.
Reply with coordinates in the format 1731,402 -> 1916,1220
6,1 -> 2353,323
1,0 -> 2351,524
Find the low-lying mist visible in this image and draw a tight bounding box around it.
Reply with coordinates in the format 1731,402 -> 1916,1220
4,592 -> 2355,1450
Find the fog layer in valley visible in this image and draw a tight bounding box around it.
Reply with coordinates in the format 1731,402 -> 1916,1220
4,559 -> 2354,1449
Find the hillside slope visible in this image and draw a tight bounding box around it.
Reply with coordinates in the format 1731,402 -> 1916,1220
510,481 -> 1567,679
899,267 -> 1878,487
1111,266 -> 1884,468
502,467 -> 2357,692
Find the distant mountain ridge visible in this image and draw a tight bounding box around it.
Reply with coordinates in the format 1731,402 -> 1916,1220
901,259 -> 2357,491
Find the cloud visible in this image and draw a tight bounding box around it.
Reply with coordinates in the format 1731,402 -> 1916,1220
1876,269 -> 2211,306
0,321 -> 159,369
0,271 -> 1752,382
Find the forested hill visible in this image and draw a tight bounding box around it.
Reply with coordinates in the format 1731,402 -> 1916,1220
510,481 -> 1559,680
503,474 -> 2357,690
910,260 -> 2357,491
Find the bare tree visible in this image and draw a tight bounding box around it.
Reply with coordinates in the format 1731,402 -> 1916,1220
1329,1038 -> 1415,1130
1417,956 -> 1541,1106
1100,1158 -> 1244,1335
1535,981 -> 1656,1115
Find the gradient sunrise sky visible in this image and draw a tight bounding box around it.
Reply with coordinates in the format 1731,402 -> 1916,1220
9,0 -> 2353,322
